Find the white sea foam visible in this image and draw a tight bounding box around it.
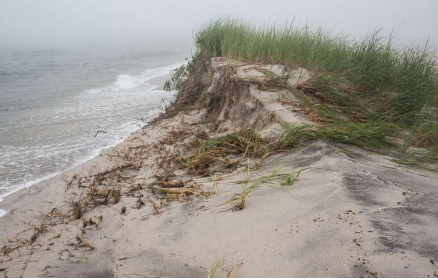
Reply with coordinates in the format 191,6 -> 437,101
114,74 -> 139,89
86,61 -> 184,94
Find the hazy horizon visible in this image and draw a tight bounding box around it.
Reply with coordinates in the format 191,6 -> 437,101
1,0 -> 438,50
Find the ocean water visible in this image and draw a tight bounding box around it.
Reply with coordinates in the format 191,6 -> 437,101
0,44 -> 188,208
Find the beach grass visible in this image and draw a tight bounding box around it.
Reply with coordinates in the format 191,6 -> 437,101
192,19 -> 438,158
195,19 -> 438,118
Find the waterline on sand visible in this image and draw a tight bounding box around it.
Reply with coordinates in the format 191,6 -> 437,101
0,62 -> 183,218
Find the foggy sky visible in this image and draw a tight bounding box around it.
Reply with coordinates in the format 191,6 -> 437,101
1,0 -> 437,49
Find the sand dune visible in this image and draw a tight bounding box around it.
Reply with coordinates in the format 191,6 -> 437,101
1,58 -> 438,277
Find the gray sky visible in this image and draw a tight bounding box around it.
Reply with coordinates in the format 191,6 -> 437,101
1,0 -> 437,49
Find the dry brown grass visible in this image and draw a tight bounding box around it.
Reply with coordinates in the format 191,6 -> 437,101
186,129 -> 263,175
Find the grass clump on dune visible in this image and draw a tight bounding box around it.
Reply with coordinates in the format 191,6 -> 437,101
186,129 -> 263,175
194,19 -> 438,159
268,120 -> 396,154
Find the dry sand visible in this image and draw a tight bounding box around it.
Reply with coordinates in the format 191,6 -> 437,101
1,60 -> 438,277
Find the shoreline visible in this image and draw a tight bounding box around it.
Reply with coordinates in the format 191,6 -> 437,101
1,58 -> 437,277
0,72 -> 173,218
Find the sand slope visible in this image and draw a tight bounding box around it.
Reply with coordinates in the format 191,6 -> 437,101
1,59 -> 438,277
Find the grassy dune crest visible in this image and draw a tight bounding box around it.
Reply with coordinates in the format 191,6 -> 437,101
193,19 -> 438,158
164,19 -> 438,167
196,19 -> 438,116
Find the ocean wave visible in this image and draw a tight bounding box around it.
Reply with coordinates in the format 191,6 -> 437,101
86,61 -> 185,94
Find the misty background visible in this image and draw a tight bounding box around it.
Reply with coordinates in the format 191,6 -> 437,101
1,0 -> 438,50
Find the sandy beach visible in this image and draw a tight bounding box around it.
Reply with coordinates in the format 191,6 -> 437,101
1,59 -> 438,278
